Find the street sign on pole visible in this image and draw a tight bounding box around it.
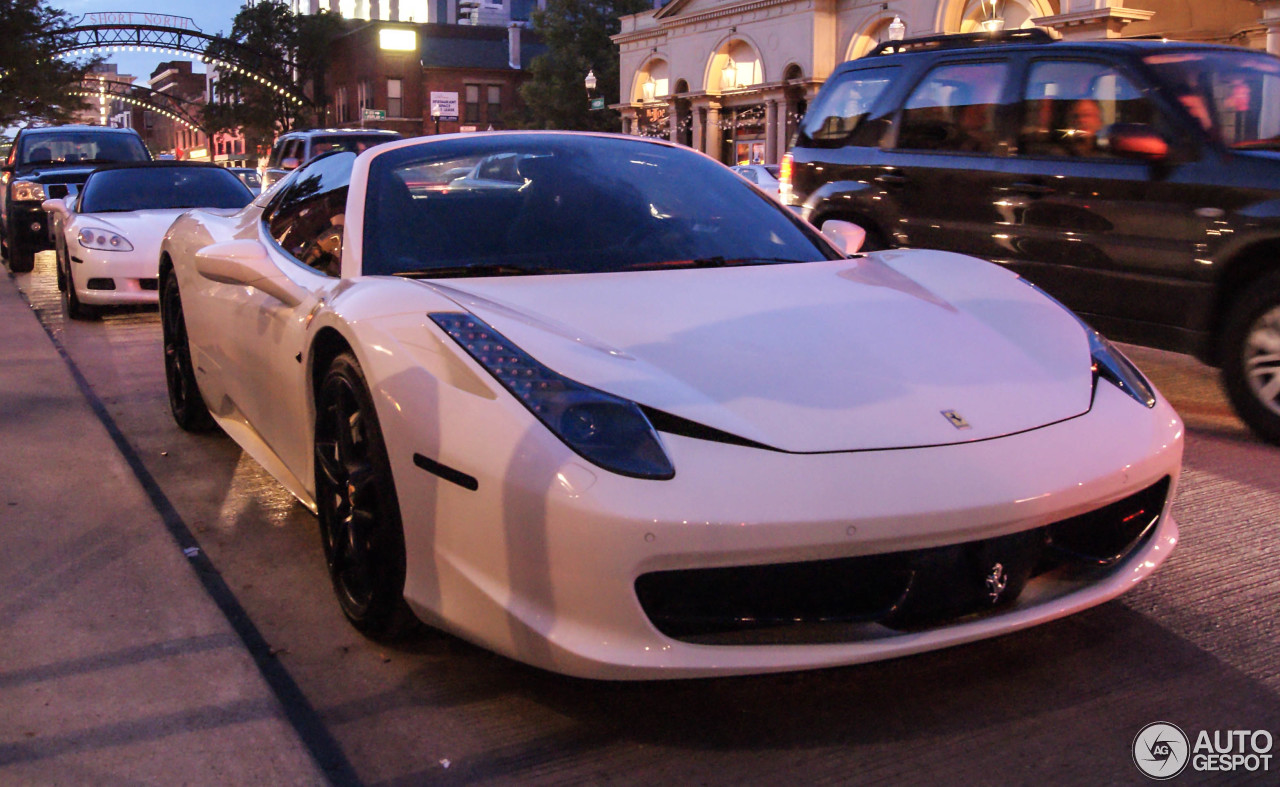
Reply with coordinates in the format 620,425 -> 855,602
363,108 -> 386,120
589,97 -> 605,111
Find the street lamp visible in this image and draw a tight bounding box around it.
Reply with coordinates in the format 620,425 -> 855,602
584,69 -> 598,96
888,16 -> 906,41
431,102 -> 441,135
642,75 -> 656,103
980,0 -> 1005,32
721,59 -> 737,91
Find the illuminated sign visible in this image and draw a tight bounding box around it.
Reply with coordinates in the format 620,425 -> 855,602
379,28 -> 417,51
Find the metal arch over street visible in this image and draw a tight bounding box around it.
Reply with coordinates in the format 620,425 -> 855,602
78,78 -> 208,132
58,12 -> 309,108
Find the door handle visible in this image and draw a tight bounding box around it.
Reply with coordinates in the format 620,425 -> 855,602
874,173 -> 908,186
1010,182 -> 1055,196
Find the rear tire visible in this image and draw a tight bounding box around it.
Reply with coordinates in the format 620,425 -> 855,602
160,269 -> 216,432
314,352 -> 417,640
1221,272 -> 1280,445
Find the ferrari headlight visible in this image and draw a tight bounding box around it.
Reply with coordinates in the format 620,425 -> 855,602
11,181 -> 46,201
1019,277 -> 1155,408
431,312 -> 675,480
77,227 -> 134,252
1088,329 -> 1156,408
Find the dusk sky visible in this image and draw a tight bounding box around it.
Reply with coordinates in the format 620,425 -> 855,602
53,0 -> 252,84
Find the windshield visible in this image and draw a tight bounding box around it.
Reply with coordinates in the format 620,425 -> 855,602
309,134 -> 400,159
18,132 -> 149,167
79,167 -> 253,213
1145,50 -> 1280,149
362,135 -> 840,277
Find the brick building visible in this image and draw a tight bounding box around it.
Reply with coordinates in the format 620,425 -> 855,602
149,61 -> 210,160
324,22 -> 545,137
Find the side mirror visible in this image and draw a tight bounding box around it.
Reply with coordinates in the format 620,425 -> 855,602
193,239 -> 305,307
821,220 -> 867,255
41,198 -> 67,215
281,157 -> 300,171
1101,124 -> 1169,161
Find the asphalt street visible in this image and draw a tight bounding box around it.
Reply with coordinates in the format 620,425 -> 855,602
2,248 -> 1278,785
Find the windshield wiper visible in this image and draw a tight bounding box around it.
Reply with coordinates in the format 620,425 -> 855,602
625,256 -> 813,271
393,264 -> 572,279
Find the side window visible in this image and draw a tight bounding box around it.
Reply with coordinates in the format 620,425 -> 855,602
897,61 -> 1009,154
268,138 -> 287,168
284,139 -> 305,164
1019,60 -> 1159,158
800,66 -> 898,147
734,167 -> 758,184
264,152 -> 355,277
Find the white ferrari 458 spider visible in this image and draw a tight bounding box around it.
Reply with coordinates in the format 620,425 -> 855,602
159,132 -> 1183,679
43,162 -> 253,319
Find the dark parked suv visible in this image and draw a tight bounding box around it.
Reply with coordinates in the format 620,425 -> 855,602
2,125 -> 152,273
784,30 -> 1280,443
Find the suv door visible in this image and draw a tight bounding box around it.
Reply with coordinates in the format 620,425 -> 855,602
878,58 -> 1017,258
995,56 -> 1209,341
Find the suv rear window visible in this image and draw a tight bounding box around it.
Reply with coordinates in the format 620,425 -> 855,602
800,67 -> 898,147
18,132 -> 149,167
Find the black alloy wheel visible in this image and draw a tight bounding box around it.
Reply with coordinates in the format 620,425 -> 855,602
314,352 -> 416,639
1222,271 -> 1280,445
160,270 -> 216,432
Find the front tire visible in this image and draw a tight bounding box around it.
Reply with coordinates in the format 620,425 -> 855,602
160,269 -> 216,432
1222,272 -> 1280,445
314,352 -> 416,640
63,260 -> 97,320
7,241 -> 35,274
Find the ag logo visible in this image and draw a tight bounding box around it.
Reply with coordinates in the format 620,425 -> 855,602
1133,722 -> 1190,779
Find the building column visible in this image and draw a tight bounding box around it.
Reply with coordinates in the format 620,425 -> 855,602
775,99 -> 789,161
705,102 -> 722,161
691,105 -> 704,153
668,101 -> 679,143
764,99 -> 778,164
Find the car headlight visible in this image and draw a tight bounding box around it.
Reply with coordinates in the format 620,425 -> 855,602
11,181 -> 47,202
1088,328 -> 1156,408
430,312 -> 675,480
77,227 -> 134,252
1018,277 -> 1155,408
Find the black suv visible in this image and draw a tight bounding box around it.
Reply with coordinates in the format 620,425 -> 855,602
784,30 -> 1280,443
1,125 -> 151,272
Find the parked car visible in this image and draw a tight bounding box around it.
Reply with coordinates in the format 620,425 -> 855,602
783,30 -> 1280,444
42,162 -> 252,319
1,125 -> 151,273
262,128 -> 402,190
159,132 -> 1181,679
731,163 -> 781,198
227,167 -> 262,193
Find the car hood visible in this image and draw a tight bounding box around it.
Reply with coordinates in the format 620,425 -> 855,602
423,252 -> 1094,452
76,210 -> 197,248
16,164 -> 107,185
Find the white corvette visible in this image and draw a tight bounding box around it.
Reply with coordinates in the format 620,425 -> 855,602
159,133 -> 1183,679
42,162 -> 252,319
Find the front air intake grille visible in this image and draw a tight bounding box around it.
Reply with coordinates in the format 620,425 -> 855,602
139,278 -> 158,291
635,477 -> 1170,643
86,278 -> 116,290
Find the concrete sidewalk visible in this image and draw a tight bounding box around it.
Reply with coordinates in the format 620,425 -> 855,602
0,269 -> 327,784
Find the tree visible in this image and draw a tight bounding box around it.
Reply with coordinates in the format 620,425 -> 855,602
0,0 -> 95,127
517,0 -> 651,131
202,1 -> 346,157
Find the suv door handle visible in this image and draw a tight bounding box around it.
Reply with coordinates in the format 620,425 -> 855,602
1009,182 -> 1055,196
874,173 -> 908,186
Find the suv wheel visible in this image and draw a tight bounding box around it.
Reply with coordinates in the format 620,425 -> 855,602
7,240 -> 35,273
1222,272 -> 1280,444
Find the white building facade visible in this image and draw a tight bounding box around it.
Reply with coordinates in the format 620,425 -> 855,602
615,0 -> 1275,165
